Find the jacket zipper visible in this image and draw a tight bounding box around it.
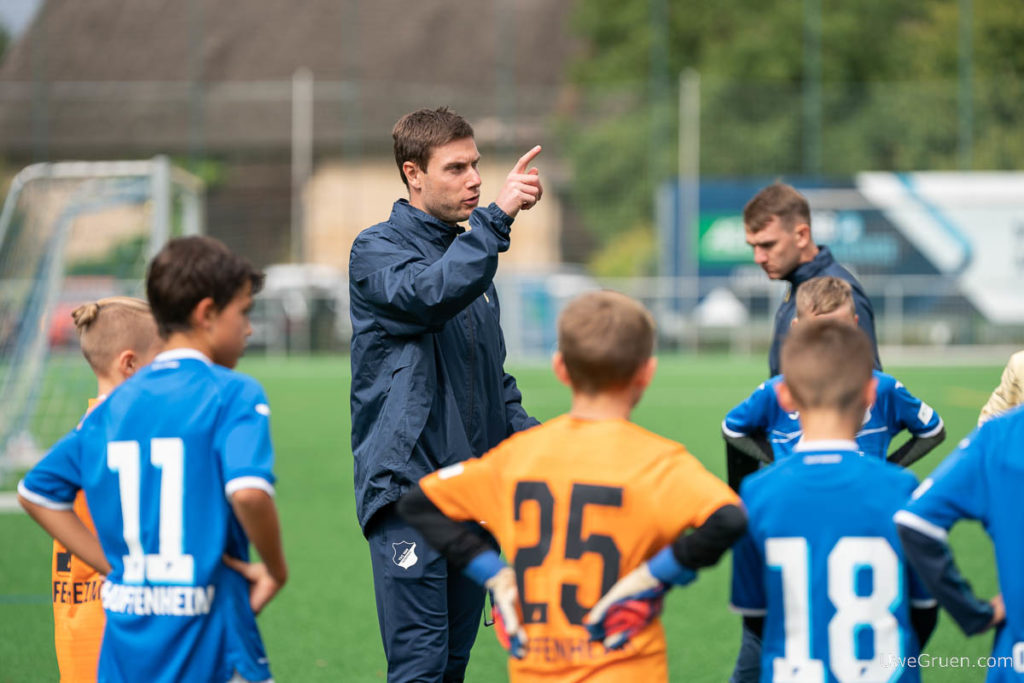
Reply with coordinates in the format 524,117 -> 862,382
466,301 -> 476,441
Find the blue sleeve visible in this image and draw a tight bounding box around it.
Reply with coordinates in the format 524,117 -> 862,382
894,471 -> 937,607
217,377 -> 276,496
899,428 -> 989,534
348,204 -> 513,337
17,429 -> 82,509
730,529 -> 766,614
724,382 -> 774,438
890,379 -> 942,436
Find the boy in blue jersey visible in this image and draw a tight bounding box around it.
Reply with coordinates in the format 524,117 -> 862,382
895,421 -> 1015,680
723,276 -> 945,467
730,319 -> 937,683
18,236 -> 287,683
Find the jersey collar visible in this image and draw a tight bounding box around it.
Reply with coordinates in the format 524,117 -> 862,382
153,348 -> 214,366
794,438 -> 858,453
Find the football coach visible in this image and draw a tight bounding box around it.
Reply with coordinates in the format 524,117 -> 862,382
348,107 -> 541,682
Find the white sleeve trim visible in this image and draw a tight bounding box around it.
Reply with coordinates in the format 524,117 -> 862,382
911,598 -> 939,608
225,476 -> 275,498
722,420 -> 747,438
914,418 -> 945,438
17,480 -> 75,511
893,509 -> 948,542
729,604 -> 767,616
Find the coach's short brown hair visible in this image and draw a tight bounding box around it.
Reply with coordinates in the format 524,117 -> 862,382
146,236 -> 265,338
558,290 -> 655,394
393,107 -> 475,188
796,277 -> 855,318
781,319 -> 873,416
743,182 -> 811,233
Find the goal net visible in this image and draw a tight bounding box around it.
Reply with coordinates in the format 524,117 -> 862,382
0,157 -> 204,485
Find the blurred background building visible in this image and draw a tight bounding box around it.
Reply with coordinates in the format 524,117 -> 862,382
0,0 -> 1023,360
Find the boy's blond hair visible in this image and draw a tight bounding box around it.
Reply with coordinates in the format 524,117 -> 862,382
781,319 -> 873,416
558,290 -> 655,394
796,276 -> 855,318
71,297 -> 157,375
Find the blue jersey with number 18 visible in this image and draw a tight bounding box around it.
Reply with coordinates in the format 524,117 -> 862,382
730,441 -> 935,683
18,349 -> 274,683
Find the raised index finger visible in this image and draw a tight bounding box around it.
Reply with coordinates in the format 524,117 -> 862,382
513,145 -> 542,174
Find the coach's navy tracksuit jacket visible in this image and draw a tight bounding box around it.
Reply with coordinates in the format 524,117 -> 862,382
349,199 -> 538,534
768,245 -> 881,377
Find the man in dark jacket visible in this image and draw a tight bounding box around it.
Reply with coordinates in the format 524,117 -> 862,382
349,107 -> 542,682
744,182 -> 880,377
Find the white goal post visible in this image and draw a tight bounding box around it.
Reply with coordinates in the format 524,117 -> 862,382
0,156 -> 205,485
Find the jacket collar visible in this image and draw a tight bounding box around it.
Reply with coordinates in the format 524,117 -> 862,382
390,199 -> 466,245
784,245 -> 834,285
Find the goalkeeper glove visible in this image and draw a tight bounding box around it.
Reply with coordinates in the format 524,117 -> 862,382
584,546 -> 696,650
465,551 -> 528,659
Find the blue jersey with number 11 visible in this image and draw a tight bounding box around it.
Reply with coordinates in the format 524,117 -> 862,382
730,442 -> 935,683
19,349 -> 275,683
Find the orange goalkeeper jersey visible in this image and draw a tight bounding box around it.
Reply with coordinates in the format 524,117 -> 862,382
51,398 -> 104,682
420,414 -> 739,682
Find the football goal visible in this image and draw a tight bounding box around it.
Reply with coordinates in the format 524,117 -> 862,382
0,157 -> 205,486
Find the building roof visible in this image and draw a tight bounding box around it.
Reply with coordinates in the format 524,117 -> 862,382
0,0 -> 576,157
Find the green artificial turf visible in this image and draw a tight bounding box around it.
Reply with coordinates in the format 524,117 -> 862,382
0,354 -> 1003,681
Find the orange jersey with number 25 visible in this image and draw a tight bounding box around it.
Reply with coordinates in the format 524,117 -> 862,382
420,415 -> 739,683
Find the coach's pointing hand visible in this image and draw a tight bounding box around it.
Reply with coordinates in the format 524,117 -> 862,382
495,145 -> 543,219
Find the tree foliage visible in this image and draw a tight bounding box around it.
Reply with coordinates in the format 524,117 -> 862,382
562,0 -> 1024,267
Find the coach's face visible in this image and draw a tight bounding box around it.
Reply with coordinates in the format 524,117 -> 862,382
405,137 -> 482,225
745,216 -> 809,280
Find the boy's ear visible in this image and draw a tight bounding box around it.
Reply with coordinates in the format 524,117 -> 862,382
777,380 -> 798,413
635,356 -> 657,390
115,349 -> 139,380
791,316 -> 799,327
190,296 -> 218,330
552,351 -> 572,388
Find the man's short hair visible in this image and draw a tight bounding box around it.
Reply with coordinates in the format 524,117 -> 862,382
781,319 -> 873,415
796,276 -> 855,318
558,290 -> 655,394
392,107 -> 475,188
146,236 -> 265,338
743,182 -> 811,233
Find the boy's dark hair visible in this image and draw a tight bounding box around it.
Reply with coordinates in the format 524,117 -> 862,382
781,319 -> 873,416
558,290 -> 655,394
392,107 -> 475,188
743,181 -> 811,233
146,236 -> 265,338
